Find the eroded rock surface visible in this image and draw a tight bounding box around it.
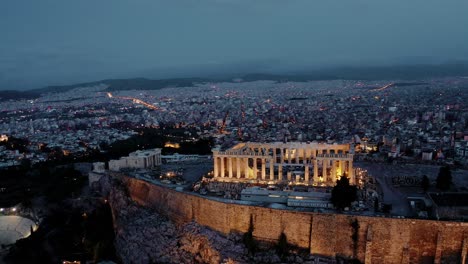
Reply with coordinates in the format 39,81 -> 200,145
108,179 -> 250,264
105,176 -> 324,264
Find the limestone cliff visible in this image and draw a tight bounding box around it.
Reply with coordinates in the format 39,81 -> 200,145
103,174 -> 468,264
105,176 -> 315,264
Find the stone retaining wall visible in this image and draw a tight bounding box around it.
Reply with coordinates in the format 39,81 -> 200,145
121,177 -> 468,264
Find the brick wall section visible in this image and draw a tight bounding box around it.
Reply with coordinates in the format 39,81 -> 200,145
122,177 -> 468,264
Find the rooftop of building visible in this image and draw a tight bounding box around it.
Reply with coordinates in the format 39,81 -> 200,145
230,141 -> 350,149
129,148 -> 162,157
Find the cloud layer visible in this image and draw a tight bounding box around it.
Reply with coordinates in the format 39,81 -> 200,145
1,0 -> 468,89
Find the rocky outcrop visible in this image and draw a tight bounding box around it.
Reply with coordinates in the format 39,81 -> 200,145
105,176 -> 317,264
107,177 -> 245,263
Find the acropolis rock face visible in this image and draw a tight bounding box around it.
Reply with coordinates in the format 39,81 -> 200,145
119,175 -> 468,263
108,179 -> 241,263
101,175 -> 468,264
106,176 -> 310,264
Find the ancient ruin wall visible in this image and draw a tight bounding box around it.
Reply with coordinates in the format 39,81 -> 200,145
123,177 -> 468,264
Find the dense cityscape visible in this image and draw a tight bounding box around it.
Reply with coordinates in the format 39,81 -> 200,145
2,78 -> 468,167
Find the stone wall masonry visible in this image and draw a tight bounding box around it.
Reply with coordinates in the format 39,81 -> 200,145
121,176 -> 468,264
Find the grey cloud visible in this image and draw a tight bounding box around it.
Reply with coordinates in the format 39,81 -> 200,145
1,0 -> 468,89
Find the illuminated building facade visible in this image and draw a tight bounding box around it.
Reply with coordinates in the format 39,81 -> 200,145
212,142 -> 355,186
109,148 -> 162,171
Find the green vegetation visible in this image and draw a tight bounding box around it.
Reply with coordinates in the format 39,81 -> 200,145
331,176 -> 358,210
0,163 -> 86,207
104,127 -> 213,159
5,202 -> 116,263
421,175 -> 430,192
0,127 -> 212,208
374,198 -> 379,212
0,136 -> 30,153
436,166 -> 452,191
45,167 -> 86,202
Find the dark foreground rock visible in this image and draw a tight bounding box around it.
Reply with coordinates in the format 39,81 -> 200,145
106,176 -> 325,264
109,178 -> 247,263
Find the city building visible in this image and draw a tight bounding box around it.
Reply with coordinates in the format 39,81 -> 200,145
109,148 -> 162,171
88,162 -> 106,187
212,142 -> 355,186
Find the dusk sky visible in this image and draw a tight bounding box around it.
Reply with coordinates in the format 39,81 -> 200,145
1,0 -> 468,90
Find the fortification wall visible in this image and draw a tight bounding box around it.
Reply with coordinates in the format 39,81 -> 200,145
123,177 -> 468,264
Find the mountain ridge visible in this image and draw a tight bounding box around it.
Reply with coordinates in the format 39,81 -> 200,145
1,63 -> 468,101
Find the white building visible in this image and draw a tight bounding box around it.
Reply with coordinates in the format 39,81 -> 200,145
88,162 -> 106,187
109,148 -> 162,171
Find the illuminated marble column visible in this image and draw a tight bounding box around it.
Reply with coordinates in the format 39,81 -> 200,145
228,157 -> 233,178
244,157 -> 249,178
236,158 -> 241,178
269,158 -> 274,180
348,160 -> 354,185
280,148 -> 284,163
323,159 -> 328,181
278,165 -> 283,181
213,157 -> 218,177
253,157 -> 258,179
338,160 -> 344,176
313,159 -> 319,183
220,157 -> 225,178
305,165 -> 309,183
261,158 -> 266,180
331,160 -> 337,180
273,148 -> 277,164
288,148 -> 292,163
295,148 -> 299,164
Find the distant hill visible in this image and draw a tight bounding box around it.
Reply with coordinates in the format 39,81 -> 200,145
1,63 -> 468,101
0,90 -> 40,101
31,77 -> 214,94
0,77 -> 214,101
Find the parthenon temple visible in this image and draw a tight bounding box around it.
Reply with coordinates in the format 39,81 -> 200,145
212,142 -> 355,186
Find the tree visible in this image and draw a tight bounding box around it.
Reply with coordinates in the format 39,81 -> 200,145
421,175 -> 430,192
374,198 -> 379,212
331,176 -> 358,210
20,158 -> 32,170
436,166 -> 452,191
276,232 -> 289,260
